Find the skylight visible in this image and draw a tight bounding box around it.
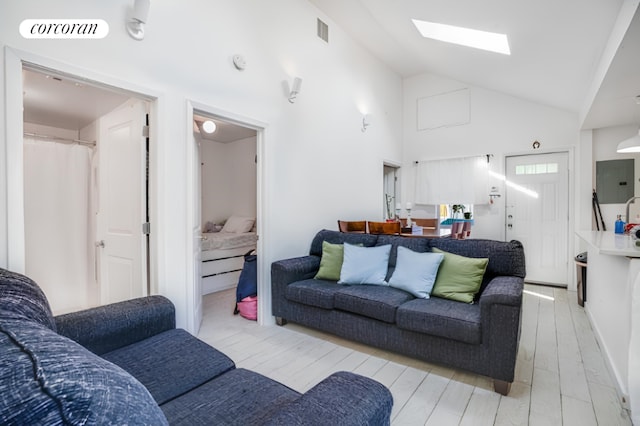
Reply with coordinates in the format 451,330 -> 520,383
412,19 -> 511,55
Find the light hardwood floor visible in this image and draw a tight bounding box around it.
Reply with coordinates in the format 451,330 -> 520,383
197,284 -> 631,425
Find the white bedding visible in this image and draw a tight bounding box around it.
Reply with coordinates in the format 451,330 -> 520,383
201,232 -> 258,251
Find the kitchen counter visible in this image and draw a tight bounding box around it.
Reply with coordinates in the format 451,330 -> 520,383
576,230 -> 640,257
577,230 -> 640,423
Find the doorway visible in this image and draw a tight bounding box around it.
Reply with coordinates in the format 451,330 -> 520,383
21,65 -> 151,314
194,111 -> 258,294
186,102 -> 266,332
505,151 -> 570,286
383,164 -> 400,219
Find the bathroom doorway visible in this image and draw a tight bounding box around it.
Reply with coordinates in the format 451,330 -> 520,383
21,65 -> 152,314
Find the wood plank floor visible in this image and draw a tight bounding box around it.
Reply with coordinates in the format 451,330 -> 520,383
197,284 -> 631,425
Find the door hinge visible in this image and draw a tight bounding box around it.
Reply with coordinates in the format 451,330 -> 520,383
142,222 -> 151,235
142,125 -> 150,138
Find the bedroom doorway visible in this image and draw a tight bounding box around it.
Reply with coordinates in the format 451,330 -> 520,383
187,102 -> 265,332
195,113 -> 257,293
21,64 -> 152,314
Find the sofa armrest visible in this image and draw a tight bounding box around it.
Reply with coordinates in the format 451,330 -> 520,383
271,256 -> 321,318
262,371 -> 393,426
479,275 -> 523,307
479,276 -> 524,384
271,256 -> 321,284
54,295 -> 175,355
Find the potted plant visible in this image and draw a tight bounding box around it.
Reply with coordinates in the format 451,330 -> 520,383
463,211 -> 472,220
451,204 -> 465,218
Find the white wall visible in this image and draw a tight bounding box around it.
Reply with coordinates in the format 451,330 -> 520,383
402,72 -> 580,241
592,125 -> 640,229
0,0 -> 402,329
200,135 -> 257,225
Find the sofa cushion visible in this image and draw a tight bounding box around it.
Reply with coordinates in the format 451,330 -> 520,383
396,297 -> 482,344
0,318 -> 167,425
338,243 -> 391,286
309,230 -> 378,257
431,248 -> 489,303
102,328 -> 235,405
428,238 -> 526,278
314,241 -> 346,281
314,241 -> 363,281
0,268 -> 56,331
388,247 -> 444,299
334,285 -> 414,323
375,234 -> 430,267
263,371 -> 393,426
286,279 -> 343,309
160,368 -> 300,425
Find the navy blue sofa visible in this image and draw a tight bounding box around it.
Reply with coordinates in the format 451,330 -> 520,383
272,230 -> 526,395
0,268 -> 393,425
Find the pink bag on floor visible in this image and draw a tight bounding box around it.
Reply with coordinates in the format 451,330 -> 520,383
237,296 -> 257,321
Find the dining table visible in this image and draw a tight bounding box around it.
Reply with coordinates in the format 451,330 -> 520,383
400,228 -> 451,238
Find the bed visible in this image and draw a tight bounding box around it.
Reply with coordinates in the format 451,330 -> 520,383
201,232 -> 258,295
200,230 -> 258,295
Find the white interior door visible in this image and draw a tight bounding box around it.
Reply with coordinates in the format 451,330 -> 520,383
192,132 -> 203,332
97,99 -> 147,304
383,165 -> 399,219
505,152 -> 569,285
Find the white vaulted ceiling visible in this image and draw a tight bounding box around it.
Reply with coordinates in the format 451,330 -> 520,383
309,0 -> 640,129
20,1 -> 640,132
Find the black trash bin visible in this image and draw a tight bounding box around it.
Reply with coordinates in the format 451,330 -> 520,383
575,252 -> 587,306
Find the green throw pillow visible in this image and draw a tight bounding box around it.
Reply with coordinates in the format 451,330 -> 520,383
431,247 -> 488,303
315,241 -> 346,281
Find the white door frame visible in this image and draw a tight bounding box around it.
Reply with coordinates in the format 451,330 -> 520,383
4,47 -> 161,295
504,148 -> 575,288
185,100 -> 268,330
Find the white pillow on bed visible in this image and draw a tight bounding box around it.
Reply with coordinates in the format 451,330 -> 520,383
221,215 -> 255,233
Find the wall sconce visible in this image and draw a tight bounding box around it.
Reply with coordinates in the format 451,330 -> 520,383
362,114 -> 371,132
617,129 -> 640,153
288,77 -> 302,103
126,0 -> 150,41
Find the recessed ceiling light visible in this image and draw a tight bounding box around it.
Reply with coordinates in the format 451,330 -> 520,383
202,120 -> 217,134
412,19 -> 511,55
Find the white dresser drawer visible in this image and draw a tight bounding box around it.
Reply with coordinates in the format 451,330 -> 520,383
202,271 -> 241,294
202,256 -> 244,277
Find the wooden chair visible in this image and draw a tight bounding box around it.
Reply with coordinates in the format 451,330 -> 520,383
367,221 -> 401,235
400,218 -> 439,229
337,220 -> 367,233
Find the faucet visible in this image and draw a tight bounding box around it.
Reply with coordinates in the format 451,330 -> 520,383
625,196 -> 640,224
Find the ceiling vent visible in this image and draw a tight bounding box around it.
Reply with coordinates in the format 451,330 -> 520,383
317,18 -> 329,43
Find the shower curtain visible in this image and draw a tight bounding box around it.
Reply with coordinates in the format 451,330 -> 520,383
24,137 -> 95,314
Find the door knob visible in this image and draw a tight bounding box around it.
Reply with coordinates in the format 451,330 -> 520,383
95,240 -> 105,248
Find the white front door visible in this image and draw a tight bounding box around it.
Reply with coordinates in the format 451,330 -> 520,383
505,152 -> 569,285
97,99 -> 147,304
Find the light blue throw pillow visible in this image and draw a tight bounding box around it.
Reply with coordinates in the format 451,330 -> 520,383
388,246 -> 444,298
338,243 -> 391,285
